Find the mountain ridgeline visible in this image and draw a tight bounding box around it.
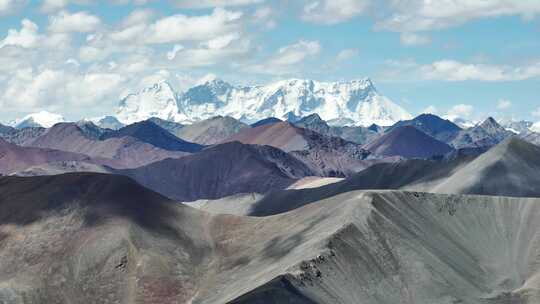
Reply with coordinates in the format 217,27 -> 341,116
115,78 -> 412,126
1,102 -> 540,304
2,173 -> 540,303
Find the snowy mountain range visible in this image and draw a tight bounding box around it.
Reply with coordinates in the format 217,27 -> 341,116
5,78 -> 539,134
116,78 -> 413,127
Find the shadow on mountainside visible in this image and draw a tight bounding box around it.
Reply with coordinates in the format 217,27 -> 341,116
0,173 -> 190,241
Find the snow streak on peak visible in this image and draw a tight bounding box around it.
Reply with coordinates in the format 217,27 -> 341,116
116,78 -> 412,126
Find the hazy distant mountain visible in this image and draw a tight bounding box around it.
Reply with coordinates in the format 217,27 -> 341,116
0,123 -> 16,136
388,113 -> 462,143
447,117 -> 477,129
116,78 -> 412,126
76,120 -> 111,140
364,125 -> 454,159
250,117 -> 282,128
451,117 -> 513,149
10,111 -> 65,129
147,117 -> 185,137
521,131 -> 540,146
0,126 -> 46,146
532,121 -> 540,133
294,113 -> 379,145
172,116 -> 249,145
101,120 -> 203,152
90,115 -> 125,130
118,141 -> 314,201
26,123 -> 190,168
501,120 -> 534,134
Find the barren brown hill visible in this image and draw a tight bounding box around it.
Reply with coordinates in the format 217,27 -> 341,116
117,141 -> 314,201
172,116 -> 249,145
222,121 -> 379,177
0,138 -> 95,175
1,173 -> 540,303
364,125 -> 454,159
27,123 -> 190,168
224,121 -> 310,151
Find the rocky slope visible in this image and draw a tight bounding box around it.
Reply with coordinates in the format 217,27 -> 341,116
294,113 -> 379,145
223,121 -> 379,176
427,136 -> 540,196
172,116 -> 249,145
1,173 -> 540,303
0,127 -> 47,146
249,137 -> 540,216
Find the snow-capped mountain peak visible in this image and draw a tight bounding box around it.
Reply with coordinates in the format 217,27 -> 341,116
116,81 -> 182,124
445,116 -> 477,129
531,122 -> 540,133
115,78 -> 412,126
479,117 -> 504,131
89,115 -> 125,130
499,119 -> 533,134
10,110 -> 65,128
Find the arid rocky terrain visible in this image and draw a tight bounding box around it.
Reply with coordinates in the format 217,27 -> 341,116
0,113 -> 540,304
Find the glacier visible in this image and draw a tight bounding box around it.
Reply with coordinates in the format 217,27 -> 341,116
116,78 -> 412,127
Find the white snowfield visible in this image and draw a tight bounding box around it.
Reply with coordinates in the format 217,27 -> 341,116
115,78 -> 412,127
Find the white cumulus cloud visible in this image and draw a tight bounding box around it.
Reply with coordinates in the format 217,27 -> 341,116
422,105 -> 438,115
0,0 -> 26,15
302,0 -> 369,24
377,0 -> 540,32
420,60 -> 540,82
400,33 -> 431,46
336,48 -> 359,61
243,40 -> 321,75
446,104 -> 474,119
171,0 -> 262,9
48,10 -> 102,33
496,99 -> 512,110
0,19 -> 40,49
144,8 -> 242,44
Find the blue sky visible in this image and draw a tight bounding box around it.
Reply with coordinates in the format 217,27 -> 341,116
0,0 -> 539,123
